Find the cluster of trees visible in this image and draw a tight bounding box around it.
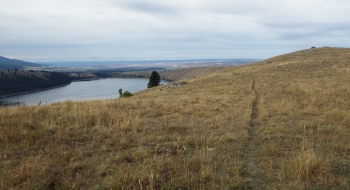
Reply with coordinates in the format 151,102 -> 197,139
0,70 -> 71,96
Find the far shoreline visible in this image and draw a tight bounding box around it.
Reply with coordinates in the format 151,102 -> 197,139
1,77 -> 170,106
1,83 -> 71,99
1,77 -> 171,99
0,83 -> 71,106
1,77 -> 105,98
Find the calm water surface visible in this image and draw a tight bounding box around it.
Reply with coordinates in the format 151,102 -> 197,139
2,78 -> 167,105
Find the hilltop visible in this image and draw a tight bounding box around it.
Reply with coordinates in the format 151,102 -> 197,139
0,56 -> 41,70
0,47 -> 349,189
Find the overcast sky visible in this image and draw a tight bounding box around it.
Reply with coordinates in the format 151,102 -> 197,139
0,0 -> 349,62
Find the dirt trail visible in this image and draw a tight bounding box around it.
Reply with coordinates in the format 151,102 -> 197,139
242,80 -> 263,189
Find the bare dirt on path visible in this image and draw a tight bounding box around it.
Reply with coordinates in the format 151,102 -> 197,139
241,80 -> 264,189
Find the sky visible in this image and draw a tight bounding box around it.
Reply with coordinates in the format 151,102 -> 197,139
0,0 -> 349,62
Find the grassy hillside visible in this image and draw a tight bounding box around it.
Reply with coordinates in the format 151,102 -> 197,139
159,66 -> 226,81
0,47 -> 350,189
115,66 -> 226,81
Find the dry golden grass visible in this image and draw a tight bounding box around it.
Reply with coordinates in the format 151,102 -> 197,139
156,66 -> 226,81
1,47 -> 350,189
251,47 -> 350,189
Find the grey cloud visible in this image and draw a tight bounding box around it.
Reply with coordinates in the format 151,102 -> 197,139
0,0 -> 349,62
201,1 -> 266,16
110,1 -> 179,17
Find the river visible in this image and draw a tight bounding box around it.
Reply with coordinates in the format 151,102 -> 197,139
1,78 -> 167,106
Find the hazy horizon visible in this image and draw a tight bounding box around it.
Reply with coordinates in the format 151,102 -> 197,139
35,58 -> 260,63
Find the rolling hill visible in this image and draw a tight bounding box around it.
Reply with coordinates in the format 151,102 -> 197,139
0,47 -> 349,189
0,56 -> 41,70
115,66 -> 227,81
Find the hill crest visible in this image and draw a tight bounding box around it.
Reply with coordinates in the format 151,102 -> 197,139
0,56 -> 41,70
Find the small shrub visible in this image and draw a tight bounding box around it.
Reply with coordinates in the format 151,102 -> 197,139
122,91 -> 133,97
118,88 -> 133,97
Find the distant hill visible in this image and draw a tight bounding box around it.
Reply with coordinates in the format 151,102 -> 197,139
0,56 -> 41,70
111,59 -> 258,81
114,66 -> 227,81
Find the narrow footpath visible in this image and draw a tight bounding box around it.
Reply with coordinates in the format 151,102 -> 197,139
242,80 -> 263,189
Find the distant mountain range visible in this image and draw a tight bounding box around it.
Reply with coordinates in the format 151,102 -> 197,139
0,56 -> 41,70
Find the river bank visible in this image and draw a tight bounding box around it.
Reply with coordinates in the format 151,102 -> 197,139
1,77 -> 108,98
0,101 -> 20,106
0,83 -> 71,98
71,78 -> 101,82
0,76 -> 141,99
0,78 -> 162,106
115,74 -> 174,82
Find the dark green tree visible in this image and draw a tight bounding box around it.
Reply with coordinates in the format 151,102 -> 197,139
147,71 -> 161,88
119,88 -> 123,97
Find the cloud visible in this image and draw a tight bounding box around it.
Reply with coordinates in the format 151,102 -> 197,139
118,1 -> 179,16
0,0 -> 349,61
